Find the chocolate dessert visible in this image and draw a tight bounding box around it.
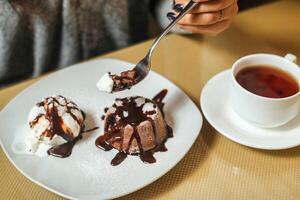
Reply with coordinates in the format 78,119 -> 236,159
95,89 -> 173,166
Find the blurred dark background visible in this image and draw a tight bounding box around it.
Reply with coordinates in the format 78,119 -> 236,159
238,0 -> 277,11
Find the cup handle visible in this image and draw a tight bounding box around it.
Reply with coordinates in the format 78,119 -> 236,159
284,53 -> 297,64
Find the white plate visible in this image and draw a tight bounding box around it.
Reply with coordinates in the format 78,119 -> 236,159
200,69 -> 300,150
0,59 -> 203,200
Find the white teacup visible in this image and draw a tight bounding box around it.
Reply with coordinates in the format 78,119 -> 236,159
230,53 -> 300,128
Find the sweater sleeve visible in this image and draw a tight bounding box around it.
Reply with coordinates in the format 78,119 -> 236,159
0,2 -> 34,86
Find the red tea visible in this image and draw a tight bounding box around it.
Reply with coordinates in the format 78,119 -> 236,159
235,66 -> 299,98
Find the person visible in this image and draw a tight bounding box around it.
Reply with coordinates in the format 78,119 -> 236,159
0,0 -> 238,87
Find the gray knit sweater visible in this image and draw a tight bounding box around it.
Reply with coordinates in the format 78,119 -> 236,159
0,0 -> 156,86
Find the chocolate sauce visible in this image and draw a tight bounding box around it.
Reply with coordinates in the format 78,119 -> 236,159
157,144 -> 168,152
145,110 -> 156,115
111,152 -> 127,166
82,127 -> 99,133
81,110 -> 86,120
152,89 -> 168,116
140,151 -> 156,164
153,90 -> 174,138
97,141 -> 113,151
104,107 -> 109,113
29,114 -> 44,128
48,141 -> 75,158
106,97 -> 152,127
167,125 -> 174,138
152,89 -> 168,106
95,134 -> 113,151
95,89 -> 173,166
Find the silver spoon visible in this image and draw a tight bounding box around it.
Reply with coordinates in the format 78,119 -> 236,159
98,0 -> 198,93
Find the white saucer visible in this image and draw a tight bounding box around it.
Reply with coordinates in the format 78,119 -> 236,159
200,69 -> 300,150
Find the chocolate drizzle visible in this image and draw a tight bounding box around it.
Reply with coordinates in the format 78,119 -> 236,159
82,127 -> 99,133
167,125 -> 174,138
95,129 -> 117,151
111,152 -> 127,166
140,151 -> 156,164
95,89 -> 173,166
152,89 -> 168,117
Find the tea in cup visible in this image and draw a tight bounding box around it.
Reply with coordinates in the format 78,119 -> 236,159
230,53 -> 300,128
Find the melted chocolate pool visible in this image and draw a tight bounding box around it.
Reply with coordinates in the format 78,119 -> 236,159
48,137 -> 80,158
95,89 -> 173,166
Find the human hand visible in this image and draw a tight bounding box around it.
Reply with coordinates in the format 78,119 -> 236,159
167,0 -> 238,36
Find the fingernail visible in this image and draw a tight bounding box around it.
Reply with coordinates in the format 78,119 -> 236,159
173,4 -> 184,13
166,12 -> 176,21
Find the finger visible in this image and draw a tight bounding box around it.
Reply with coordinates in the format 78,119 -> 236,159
173,0 -> 211,13
178,3 -> 237,26
174,0 -> 236,14
178,20 -> 232,36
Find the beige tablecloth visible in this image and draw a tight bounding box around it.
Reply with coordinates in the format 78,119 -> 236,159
1,1 -> 300,199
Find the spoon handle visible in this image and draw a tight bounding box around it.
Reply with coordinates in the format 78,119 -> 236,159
148,0 -> 198,57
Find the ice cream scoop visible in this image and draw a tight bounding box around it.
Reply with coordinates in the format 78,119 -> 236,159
27,95 -> 85,157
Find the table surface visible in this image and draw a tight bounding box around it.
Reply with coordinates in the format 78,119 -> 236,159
1,1 -> 300,199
